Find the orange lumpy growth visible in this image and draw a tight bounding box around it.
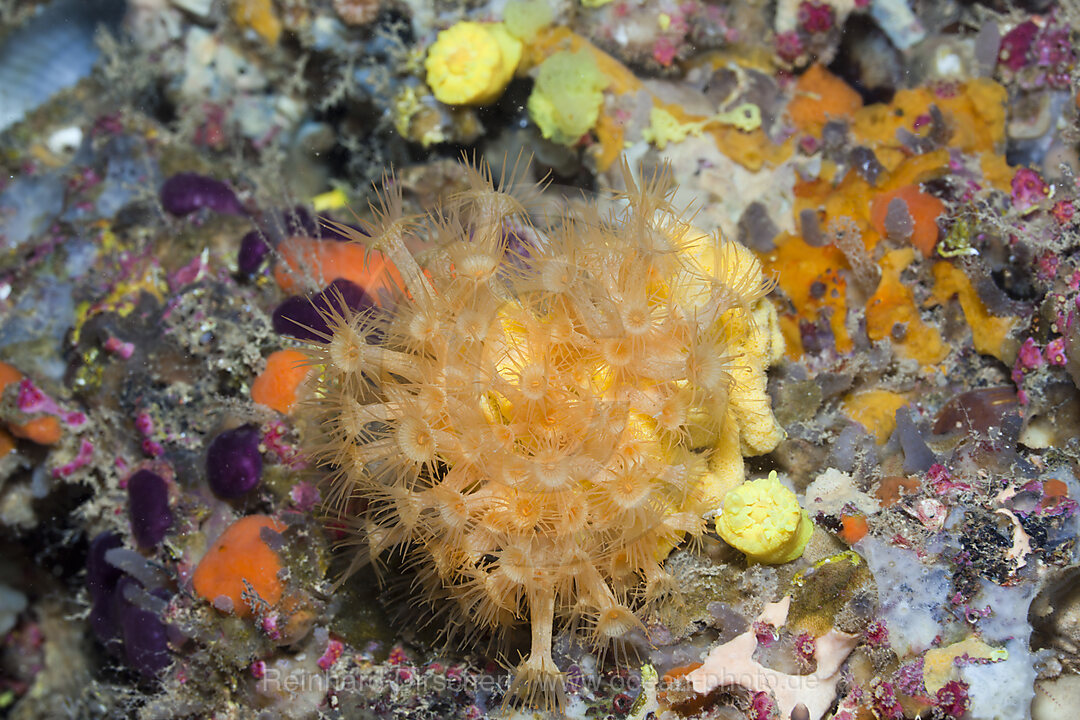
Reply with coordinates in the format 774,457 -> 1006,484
193,515 -> 286,618
1044,479 -> 1068,498
251,349 -> 310,414
870,185 -> 945,257
788,64 -> 863,136
0,362 -> 21,392
928,262 -> 1019,364
0,362 -> 62,445
760,233 -> 852,354
865,248 -> 948,365
9,416 -> 62,445
0,428 -> 14,456
275,235 -> 403,303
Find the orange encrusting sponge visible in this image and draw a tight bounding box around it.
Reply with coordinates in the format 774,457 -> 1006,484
0,361 -> 62,445
251,349 -> 310,414
274,235 -> 403,303
193,515 -> 286,618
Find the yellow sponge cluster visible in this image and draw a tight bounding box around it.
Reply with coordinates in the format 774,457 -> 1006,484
716,471 -> 813,564
425,21 -> 523,106
527,49 -> 609,145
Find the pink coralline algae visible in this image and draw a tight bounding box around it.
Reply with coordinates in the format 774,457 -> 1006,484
103,336 -> 134,358
1017,336 -> 1044,370
750,691 -> 777,720
998,22 -> 1038,72
998,20 -> 1077,89
927,464 -> 972,495
798,1 -> 834,34
317,637 -> 344,670
1052,200 -> 1075,224
794,632 -> 817,664
870,681 -> 904,719
17,379 -> 53,414
754,620 -> 778,647
652,36 -> 678,67
776,31 -> 804,63
936,680 -> 970,718
1046,337 -> 1067,366
1011,168 -> 1049,211
865,620 -> 889,646
53,438 -> 94,478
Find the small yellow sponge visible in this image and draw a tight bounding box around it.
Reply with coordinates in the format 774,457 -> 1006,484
425,22 -> 523,106
716,471 -> 813,564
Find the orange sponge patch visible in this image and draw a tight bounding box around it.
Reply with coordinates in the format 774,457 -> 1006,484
870,185 -> 945,258
0,362 -> 22,392
9,416 -> 62,445
788,64 -> 863,136
274,236 -> 402,303
252,349 -> 310,414
193,515 -> 286,618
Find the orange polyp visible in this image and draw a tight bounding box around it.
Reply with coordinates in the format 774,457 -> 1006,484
838,514 -> 869,544
193,515 -> 286,618
274,235 -> 404,304
251,349 -> 310,414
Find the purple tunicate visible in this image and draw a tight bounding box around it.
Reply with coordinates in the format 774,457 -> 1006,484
237,230 -> 271,276
87,532 -> 123,601
160,172 -> 245,217
273,278 -> 374,342
87,532 -> 124,644
118,577 -> 172,677
127,469 -> 173,548
206,424 -> 263,499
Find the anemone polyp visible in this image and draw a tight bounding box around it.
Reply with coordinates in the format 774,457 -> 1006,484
303,156 -> 784,711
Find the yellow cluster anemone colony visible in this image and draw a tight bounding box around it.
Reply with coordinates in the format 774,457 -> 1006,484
305,157 -> 784,709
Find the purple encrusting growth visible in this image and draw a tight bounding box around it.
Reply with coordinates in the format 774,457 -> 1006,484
237,230 -> 271,276
272,278 -> 374,342
160,172 -> 245,217
206,424 -> 263,498
127,469 -> 173,548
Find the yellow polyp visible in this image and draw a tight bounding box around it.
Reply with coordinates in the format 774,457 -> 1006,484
716,471 -> 813,564
425,22 -> 522,106
312,188 -> 348,212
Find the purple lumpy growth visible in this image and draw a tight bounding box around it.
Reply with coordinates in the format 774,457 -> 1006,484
161,172 -> 245,217
206,424 -> 263,499
128,469 -> 173,548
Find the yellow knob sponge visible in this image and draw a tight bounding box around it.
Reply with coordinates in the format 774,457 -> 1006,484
424,21 -> 522,106
716,471 -> 813,564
